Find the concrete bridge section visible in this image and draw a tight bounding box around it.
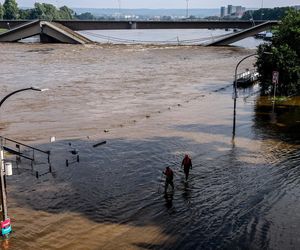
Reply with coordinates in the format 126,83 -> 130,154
206,21 -> 277,46
0,20 -> 92,44
0,20 -> 278,45
0,20 -> 279,31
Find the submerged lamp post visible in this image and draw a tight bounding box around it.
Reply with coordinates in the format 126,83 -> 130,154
232,52 -> 272,141
232,53 -> 257,141
0,86 -> 48,237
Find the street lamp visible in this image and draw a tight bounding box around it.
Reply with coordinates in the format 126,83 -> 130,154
0,87 -> 48,108
0,86 -> 48,237
232,52 -> 272,141
232,53 -> 257,141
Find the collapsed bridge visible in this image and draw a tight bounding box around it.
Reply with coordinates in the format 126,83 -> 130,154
0,20 -> 278,45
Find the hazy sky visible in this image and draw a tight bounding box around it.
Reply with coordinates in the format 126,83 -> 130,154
4,0 -> 300,9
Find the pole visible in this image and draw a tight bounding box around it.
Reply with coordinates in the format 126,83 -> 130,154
232,53 -> 257,141
0,87 -> 48,237
0,138 -> 8,223
261,0 -> 264,20
186,0 -> 189,18
272,75 -> 278,113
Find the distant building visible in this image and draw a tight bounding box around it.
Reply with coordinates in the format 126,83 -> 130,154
220,6 -> 226,18
227,5 -> 233,15
220,4 -> 246,19
235,6 -> 242,14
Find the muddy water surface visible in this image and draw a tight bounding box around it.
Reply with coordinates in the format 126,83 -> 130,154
0,43 -> 300,249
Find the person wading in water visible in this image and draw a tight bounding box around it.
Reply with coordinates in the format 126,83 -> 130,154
181,154 -> 192,181
163,167 -> 174,193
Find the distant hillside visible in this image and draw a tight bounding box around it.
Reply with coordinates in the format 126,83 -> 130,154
72,8 -> 220,18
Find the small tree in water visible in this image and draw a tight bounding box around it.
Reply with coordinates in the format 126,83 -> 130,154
256,9 -> 300,96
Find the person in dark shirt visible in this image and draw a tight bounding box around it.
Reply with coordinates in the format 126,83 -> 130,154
163,166 -> 174,193
181,154 -> 192,181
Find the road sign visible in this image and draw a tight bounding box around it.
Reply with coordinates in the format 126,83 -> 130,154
272,71 -> 279,84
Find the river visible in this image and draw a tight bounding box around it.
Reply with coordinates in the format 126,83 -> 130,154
0,43 -> 299,249
77,29 -> 263,48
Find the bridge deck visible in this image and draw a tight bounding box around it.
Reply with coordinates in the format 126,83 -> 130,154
0,20 -> 278,45
0,20 -> 278,31
206,21 -> 277,46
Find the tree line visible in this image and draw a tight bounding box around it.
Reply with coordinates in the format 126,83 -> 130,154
241,7 -> 292,21
256,9 -> 300,96
0,0 -> 95,21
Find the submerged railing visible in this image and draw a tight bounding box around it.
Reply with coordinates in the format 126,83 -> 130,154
0,136 -> 51,178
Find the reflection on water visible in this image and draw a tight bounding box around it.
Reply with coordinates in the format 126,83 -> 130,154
6,124 -> 300,249
254,96 -> 300,142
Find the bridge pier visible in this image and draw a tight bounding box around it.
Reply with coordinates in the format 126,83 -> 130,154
129,21 -> 137,29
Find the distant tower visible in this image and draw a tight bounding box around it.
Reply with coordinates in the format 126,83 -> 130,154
227,5 -> 233,15
235,6 -> 243,17
220,6 -> 226,18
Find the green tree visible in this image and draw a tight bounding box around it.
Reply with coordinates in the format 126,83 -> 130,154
74,12 -> 95,20
242,7 -> 291,21
58,6 -> 74,19
3,0 -> 19,20
256,9 -> 300,96
34,3 -> 61,21
19,8 -> 38,19
0,3 -> 4,20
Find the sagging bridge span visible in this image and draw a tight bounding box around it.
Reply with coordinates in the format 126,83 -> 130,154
0,20 -> 278,45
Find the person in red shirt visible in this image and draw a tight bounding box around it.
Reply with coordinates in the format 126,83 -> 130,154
181,154 -> 192,181
163,167 -> 174,193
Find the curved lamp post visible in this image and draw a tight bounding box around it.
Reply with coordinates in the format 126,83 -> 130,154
0,86 -> 48,237
232,52 -> 272,141
232,53 -> 257,141
0,87 -> 49,108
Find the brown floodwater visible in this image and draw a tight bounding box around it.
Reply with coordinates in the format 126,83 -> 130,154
0,43 -> 300,250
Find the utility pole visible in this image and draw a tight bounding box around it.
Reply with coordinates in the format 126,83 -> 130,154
260,0 -> 264,20
0,137 -> 10,237
186,0 -> 189,18
117,0 -> 122,20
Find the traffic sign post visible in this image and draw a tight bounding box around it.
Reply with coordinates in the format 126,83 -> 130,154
272,71 -> 279,85
272,71 -> 279,111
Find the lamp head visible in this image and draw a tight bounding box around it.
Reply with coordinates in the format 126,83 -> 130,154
31,87 -> 49,92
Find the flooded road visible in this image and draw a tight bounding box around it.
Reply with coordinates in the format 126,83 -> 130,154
0,43 -> 300,249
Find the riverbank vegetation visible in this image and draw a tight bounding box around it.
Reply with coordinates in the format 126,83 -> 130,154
256,9 -> 300,96
242,7 -> 292,21
0,0 -> 74,20
0,3 -> 3,20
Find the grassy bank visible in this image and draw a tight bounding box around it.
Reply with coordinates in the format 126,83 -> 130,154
0,28 -> 7,34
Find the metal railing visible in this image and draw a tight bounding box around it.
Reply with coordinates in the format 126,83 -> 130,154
0,136 -> 50,163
